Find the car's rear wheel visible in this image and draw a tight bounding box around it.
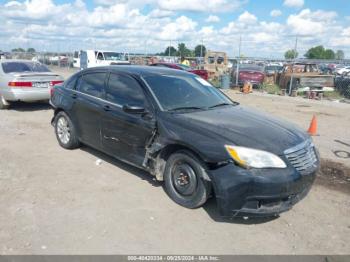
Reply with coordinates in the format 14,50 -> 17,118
54,111 -> 80,149
164,150 -> 211,209
0,95 -> 10,109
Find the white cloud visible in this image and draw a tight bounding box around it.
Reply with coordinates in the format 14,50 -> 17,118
199,26 -> 215,36
287,9 -> 337,36
88,4 -> 128,27
332,27 -> 350,47
0,0 -> 348,58
158,0 -> 244,13
3,0 -> 71,21
158,16 -> 197,40
270,9 -> 282,17
238,11 -> 257,24
284,0 -> 304,8
148,9 -> 174,18
4,1 -> 21,7
206,15 -> 220,23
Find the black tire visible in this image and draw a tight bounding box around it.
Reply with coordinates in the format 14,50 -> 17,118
0,95 -> 10,110
54,111 -> 80,149
164,150 -> 211,209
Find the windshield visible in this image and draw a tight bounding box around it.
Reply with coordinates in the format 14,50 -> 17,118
265,66 -> 282,71
103,52 -> 127,61
1,62 -> 50,73
144,74 -> 234,111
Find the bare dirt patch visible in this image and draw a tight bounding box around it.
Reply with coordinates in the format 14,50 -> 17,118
317,159 -> 350,194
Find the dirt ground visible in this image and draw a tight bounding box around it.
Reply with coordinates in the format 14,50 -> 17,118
0,67 -> 349,254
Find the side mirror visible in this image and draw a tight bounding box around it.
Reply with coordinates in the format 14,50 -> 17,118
122,104 -> 146,114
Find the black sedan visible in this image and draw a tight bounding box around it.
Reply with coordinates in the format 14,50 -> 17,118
50,66 -> 319,217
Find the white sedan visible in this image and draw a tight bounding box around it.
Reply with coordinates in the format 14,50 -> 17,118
0,59 -> 64,109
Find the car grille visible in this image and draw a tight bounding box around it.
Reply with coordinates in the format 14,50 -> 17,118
284,140 -> 317,174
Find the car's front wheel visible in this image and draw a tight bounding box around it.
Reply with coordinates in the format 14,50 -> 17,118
54,111 -> 80,149
164,150 -> 211,209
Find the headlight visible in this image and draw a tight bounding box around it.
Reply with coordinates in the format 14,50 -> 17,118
225,145 -> 287,169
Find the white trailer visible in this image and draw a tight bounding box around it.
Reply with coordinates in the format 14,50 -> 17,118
79,50 -> 129,69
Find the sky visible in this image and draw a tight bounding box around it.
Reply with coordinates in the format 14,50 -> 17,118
0,0 -> 349,58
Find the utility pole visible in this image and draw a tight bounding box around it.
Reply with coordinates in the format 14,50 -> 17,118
200,39 -> 203,67
288,36 -> 298,95
200,39 -> 203,58
235,35 -> 242,86
168,40 -> 171,57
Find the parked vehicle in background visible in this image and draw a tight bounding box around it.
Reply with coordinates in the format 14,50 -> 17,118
150,62 -> 208,80
0,60 -> 64,109
279,63 -> 334,93
335,66 -> 350,76
73,51 -> 80,68
319,63 -> 336,75
232,65 -> 265,87
335,71 -> 350,98
203,51 -> 229,79
79,50 -> 130,70
50,65 -> 319,217
264,65 -> 283,76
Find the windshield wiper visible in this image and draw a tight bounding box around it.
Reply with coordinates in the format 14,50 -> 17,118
208,102 -> 232,109
168,106 -> 205,111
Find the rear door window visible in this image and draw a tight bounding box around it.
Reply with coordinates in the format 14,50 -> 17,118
106,74 -> 145,106
77,72 -> 106,98
65,75 -> 77,90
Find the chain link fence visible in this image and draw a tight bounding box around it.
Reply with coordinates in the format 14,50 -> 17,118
2,51 -> 350,99
4,51 -> 74,68
335,74 -> 350,99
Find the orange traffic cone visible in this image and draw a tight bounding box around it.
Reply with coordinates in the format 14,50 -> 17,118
307,115 -> 318,136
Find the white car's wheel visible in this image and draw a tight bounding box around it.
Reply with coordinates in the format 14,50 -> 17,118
0,95 -> 10,110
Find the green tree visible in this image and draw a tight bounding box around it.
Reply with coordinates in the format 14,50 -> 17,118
177,43 -> 192,57
335,50 -> 345,60
194,44 -> 206,57
284,49 -> 298,59
304,45 -> 336,59
27,47 -> 36,53
324,49 -> 335,59
164,46 -> 177,56
304,45 -> 325,59
11,48 -> 25,52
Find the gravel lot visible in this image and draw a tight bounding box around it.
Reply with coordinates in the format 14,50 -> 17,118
0,67 -> 349,254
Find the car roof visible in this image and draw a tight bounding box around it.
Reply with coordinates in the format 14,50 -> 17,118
82,65 -> 192,77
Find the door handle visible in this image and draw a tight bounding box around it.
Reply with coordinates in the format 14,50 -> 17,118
103,135 -> 119,142
71,93 -> 77,99
103,105 -> 111,111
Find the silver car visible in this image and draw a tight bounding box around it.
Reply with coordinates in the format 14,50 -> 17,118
0,59 -> 64,109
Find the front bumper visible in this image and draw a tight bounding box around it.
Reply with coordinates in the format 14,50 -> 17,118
238,80 -> 263,86
208,161 -> 319,217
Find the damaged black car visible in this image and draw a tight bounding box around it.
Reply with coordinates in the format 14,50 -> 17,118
50,66 -> 320,217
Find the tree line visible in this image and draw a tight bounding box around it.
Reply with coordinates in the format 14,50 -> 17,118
11,48 -> 36,53
7,44 -> 346,60
159,43 -> 207,57
285,45 -> 345,60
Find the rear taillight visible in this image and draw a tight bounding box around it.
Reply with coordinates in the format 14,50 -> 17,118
8,81 -> 33,87
50,87 -> 55,97
50,80 -> 64,86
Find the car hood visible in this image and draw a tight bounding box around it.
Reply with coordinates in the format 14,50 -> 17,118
168,105 -> 309,155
